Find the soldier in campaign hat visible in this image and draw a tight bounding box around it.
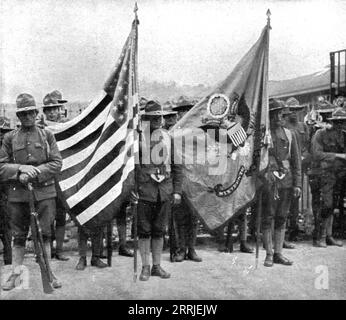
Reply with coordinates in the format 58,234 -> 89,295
283,98 -> 311,244
41,91 -> 70,261
168,97 -> 205,262
41,90 -> 69,126
0,93 -> 63,290
163,104 -> 178,130
0,117 -> 13,265
261,99 -> 302,267
172,96 -> 194,121
131,100 -> 183,281
309,108 -> 346,248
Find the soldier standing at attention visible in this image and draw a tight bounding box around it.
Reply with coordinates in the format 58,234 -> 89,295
134,100 -> 183,281
309,108 -> 346,247
0,93 -> 62,290
42,91 -> 70,261
171,98 -> 203,262
261,99 -> 302,267
0,117 -> 13,265
284,98 -> 311,244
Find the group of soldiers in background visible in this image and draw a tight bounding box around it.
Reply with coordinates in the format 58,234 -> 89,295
0,90 -> 345,287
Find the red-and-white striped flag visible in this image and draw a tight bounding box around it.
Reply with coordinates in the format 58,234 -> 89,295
48,18 -> 139,228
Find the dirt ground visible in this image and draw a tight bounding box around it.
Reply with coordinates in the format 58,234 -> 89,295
1,238 -> 345,300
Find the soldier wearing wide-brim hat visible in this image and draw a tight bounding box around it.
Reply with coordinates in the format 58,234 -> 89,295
142,100 -> 174,117
162,105 -> 178,130
41,91 -> 71,261
283,97 -> 310,243
286,97 -> 304,110
42,91 -> 68,124
169,97 -> 203,263
0,93 -> 63,290
172,98 -> 195,121
309,107 -> 346,248
261,98 -> 302,267
132,99 -> 183,281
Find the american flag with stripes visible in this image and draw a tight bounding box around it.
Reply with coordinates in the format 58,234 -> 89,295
48,18 -> 139,228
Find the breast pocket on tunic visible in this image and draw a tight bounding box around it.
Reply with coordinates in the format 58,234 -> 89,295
33,142 -> 47,163
12,144 -> 26,163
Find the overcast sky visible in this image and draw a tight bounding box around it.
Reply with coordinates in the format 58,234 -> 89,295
1,0 -> 345,102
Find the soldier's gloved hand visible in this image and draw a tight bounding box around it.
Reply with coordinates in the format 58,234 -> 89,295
19,165 -> 41,178
172,193 -> 182,206
293,187 -> 301,198
129,190 -> 139,205
19,173 -> 30,184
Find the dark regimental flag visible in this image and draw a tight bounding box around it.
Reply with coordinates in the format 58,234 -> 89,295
48,18 -> 139,228
172,20 -> 271,230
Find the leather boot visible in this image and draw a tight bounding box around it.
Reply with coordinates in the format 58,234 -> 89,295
326,215 -> 343,246
54,226 -> 69,261
273,229 -> 293,265
2,273 -> 20,291
262,229 -> 273,267
186,248 -> 202,262
91,256 -> 108,268
118,245 -> 134,257
326,236 -> 343,247
75,256 -> 87,270
151,264 -> 171,279
264,254 -> 273,267
313,221 -> 327,248
52,277 -> 62,289
139,265 -> 150,281
3,246 -> 24,290
117,220 -> 133,256
319,218 -> 328,247
273,253 -> 293,265
240,240 -> 254,253
90,230 -> 107,267
44,242 -> 62,288
174,248 -> 186,262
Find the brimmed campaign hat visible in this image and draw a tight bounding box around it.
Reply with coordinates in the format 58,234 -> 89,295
327,108 -> 346,121
172,96 -> 194,111
163,104 -> 178,117
0,117 -> 12,131
144,100 -> 173,116
43,90 -> 67,109
16,93 -> 39,114
286,97 -> 304,110
269,99 -> 285,112
51,90 -> 68,104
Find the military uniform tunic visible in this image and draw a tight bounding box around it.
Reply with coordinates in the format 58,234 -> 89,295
0,126 -> 62,244
262,127 -> 302,230
137,130 -> 183,238
310,127 -> 346,221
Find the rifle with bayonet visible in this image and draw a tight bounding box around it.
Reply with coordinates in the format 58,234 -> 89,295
28,183 -> 55,294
